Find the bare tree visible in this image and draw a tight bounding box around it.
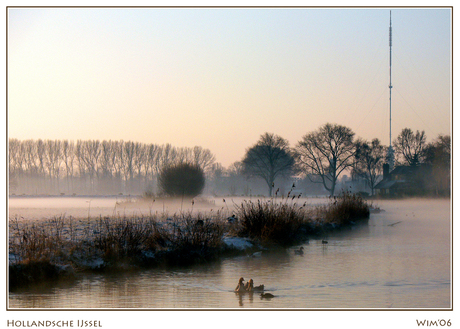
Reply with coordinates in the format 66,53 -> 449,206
123,141 -> 136,182
175,146 -> 190,165
76,140 -> 101,192
62,140 -> 75,193
295,123 -> 355,196
100,140 -> 115,179
36,139 -> 46,192
353,138 -> 386,196
134,142 -> 146,179
191,146 -> 216,173
8,138 -> 21,193
21,140 -> 39,194
44,140 -> 62,192
133,142 -> 146,191
226,161 -> 245,196
145,143 -> 160,181
143,143 -> 160,194
36,139 -> 46,176
8,138 -> 21,175
156,144 -> 178,174
207,162 -> 225,195
23,140 -> 38,176
242,133 -> 295,196
111,140 -> 123,180
393,128 -> 426,166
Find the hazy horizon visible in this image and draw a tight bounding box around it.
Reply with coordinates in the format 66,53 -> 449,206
7,7 -> 451,167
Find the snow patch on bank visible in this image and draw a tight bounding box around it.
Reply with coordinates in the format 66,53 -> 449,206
223,236 -> 253,250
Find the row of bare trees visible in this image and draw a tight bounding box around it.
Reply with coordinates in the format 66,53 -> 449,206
241,124 -> 450,196
9,139 -> 215,195
8,124 -> 450,197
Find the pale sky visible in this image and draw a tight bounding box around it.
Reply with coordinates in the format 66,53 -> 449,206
7,7 -> 451,167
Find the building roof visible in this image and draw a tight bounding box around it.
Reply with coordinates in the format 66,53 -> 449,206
375,165 -> 415,190
374,180 -> 397,190
390,165 -> 418,176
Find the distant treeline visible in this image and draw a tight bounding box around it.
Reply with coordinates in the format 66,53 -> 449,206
9,127 -> 450,197
8,139 -> 217,195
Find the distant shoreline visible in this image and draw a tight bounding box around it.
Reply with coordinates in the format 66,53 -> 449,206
8,194 -> 142,199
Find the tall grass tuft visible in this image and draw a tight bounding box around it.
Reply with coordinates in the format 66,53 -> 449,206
93,216 -> 160,263
161,212 -> 225,265
9,215 -> 69,264
321,190 -> 370,225
234,199 -> 308,246
9,215 -> 76,290
90,213 -> 225,266
171,213 -> 224,249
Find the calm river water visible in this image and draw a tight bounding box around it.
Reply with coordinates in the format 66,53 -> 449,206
8,197 -> 451,309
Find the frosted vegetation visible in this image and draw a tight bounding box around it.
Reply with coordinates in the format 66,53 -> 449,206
9,191 -> 370,290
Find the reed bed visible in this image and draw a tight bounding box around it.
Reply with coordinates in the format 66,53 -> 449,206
317,190 -> 370,225
9,213 -> 226,268
233,199 -> 309,246
9,193 -> 370,289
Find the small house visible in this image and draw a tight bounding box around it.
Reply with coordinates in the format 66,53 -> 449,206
375,164 -> 433,197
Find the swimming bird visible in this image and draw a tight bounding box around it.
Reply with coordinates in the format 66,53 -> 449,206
322,240 -> 328,244
260,292 -> 275,298
294,246 -> 304,255
246,279 -> 264,292
227,214 -> 238,224
250,251 -> 262,258
235,277 -> 246,293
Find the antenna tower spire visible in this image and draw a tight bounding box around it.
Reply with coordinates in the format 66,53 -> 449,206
387,10 -> 395,170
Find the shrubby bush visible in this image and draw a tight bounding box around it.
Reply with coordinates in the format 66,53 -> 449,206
158,163 -> 205,197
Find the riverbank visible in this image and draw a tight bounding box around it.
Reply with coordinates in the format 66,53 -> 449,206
9,192 -> 370,291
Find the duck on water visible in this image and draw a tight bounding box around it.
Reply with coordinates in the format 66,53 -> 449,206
234,278 -> 265,293
294,246 -> 304,255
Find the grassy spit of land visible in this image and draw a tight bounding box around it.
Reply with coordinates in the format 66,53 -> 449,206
9,191 -> 370,291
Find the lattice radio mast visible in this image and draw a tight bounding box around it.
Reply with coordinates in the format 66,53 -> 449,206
387,10 -> 395,170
